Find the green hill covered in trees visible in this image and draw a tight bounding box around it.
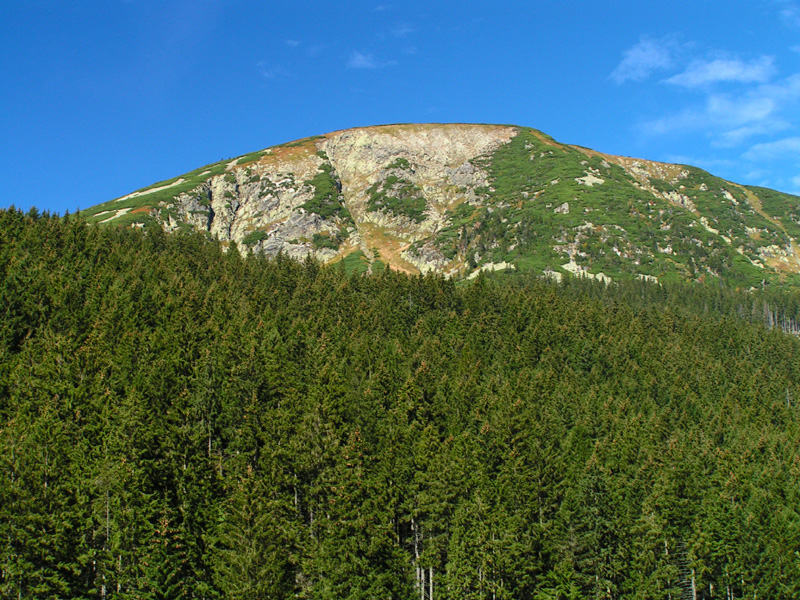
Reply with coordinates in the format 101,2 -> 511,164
2,208 -> 800,599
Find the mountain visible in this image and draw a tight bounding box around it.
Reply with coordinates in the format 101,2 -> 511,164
82,123 -> 800,287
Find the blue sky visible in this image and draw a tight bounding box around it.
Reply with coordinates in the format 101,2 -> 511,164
2,1 -> 800,214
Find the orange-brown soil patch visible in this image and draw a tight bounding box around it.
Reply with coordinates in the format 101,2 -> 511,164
357,222 -> 419,274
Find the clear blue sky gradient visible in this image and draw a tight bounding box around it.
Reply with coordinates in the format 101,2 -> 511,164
3,1 -> 800,214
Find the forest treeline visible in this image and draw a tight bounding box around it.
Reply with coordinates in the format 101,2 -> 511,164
1,208 -> 799,599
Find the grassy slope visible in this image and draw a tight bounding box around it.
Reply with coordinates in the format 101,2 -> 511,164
78,124 -> 800,287
426,127 -> 795,287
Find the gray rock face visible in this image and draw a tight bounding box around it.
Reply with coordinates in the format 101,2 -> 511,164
89,122 -> 800,283
155,124 -> 516,272
554,202 -> 570,215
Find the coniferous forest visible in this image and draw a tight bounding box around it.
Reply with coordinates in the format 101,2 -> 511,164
2,208 -> 800,599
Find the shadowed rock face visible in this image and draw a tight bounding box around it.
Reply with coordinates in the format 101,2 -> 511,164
83,123 -> 800,286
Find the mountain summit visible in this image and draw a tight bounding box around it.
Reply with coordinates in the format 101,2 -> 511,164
83,124 -> 800,287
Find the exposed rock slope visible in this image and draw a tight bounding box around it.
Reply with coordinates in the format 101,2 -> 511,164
83,124 -> 800,286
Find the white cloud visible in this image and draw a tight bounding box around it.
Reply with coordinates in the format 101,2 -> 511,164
714,122 -> 791,147
642,94 -> 778,137
759,73 -> 800,101
257,61 -> 284,78
666,56 -> 776,87
642,74 -> 800,145
777,0 -> 800,27
285,39 -> 301,48
707,94 -> 777,125
306,44 -> 325,58
611,36 -> 678,84
347,51 -> 396,69
744,169 -> 770,181
743,136 -> 800,160
391,22 -> 414,38
642,110 -> 706,136
348,51 -> 378,69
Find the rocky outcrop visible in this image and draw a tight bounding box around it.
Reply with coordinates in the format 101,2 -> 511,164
85,123 -> 800,285
155,124 -> 516,271
320,124 -> 515,247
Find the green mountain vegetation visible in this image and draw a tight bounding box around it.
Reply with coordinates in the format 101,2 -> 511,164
78,124 -> 800,288
2,207 -> 800,598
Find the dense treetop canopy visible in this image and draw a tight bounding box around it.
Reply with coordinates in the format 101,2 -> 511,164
1,208 -> 799,599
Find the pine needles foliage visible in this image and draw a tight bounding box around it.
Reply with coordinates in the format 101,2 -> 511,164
1,208 -> 799,598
